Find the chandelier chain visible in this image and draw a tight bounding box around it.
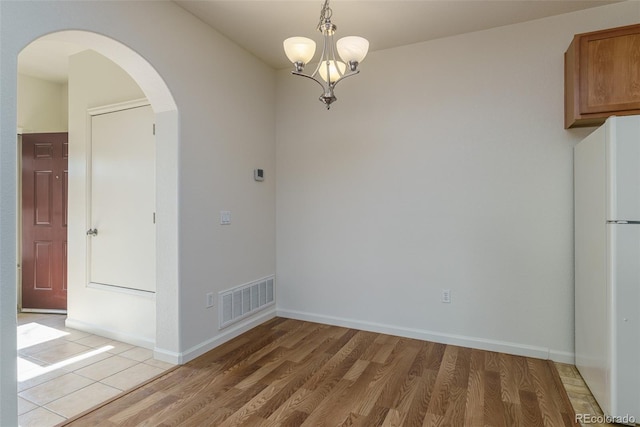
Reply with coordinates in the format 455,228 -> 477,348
317,0 -> 332,30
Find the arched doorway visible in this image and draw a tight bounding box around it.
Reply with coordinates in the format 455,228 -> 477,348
17,29 -> 180,360
2,30 -> 181,424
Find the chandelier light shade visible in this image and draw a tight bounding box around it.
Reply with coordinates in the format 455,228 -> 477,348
283,0 -> 369,109
283,37 -> 316,64
318,60 -> 346,83
336,36 -> 369,65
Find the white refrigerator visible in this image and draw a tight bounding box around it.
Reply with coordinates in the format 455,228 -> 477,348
574,115 -> 640,422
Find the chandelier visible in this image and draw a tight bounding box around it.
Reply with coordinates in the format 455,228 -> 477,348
283,0 -> 369,109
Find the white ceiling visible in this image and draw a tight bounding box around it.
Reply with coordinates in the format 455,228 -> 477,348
18,38 -> 87,84
174,0 -> 618,69
18,0 -> 618,83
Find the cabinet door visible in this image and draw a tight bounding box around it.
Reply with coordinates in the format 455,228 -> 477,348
579,26 -> 640,115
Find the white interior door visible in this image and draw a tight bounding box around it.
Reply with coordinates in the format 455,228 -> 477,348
89,103 -> 156,292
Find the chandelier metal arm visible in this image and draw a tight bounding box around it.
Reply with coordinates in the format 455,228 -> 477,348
291,70 -> 327,92
331,69 -> 360,89
292,67 -> 359,91
309,21 -> 336,80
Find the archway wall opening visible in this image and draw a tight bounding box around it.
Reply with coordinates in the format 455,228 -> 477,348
65,48 -> 158,349
2,2 -> 277,424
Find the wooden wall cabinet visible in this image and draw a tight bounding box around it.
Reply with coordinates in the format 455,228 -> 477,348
565,24 -> 640,129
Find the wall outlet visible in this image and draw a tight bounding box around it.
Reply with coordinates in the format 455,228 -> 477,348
441,289 -> 451,303
206,292 -> 214,308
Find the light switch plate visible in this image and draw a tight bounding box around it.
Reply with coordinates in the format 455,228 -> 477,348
220,211 -> 231,225
206,292 -> 214,308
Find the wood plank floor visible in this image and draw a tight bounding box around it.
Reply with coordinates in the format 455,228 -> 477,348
62,318 -> 577,426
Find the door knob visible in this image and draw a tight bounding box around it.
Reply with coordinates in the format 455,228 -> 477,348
86,228 -> 98,236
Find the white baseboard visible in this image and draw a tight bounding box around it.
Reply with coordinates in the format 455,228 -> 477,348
68,309 -> 278,365
548,350 -> 575,365
277,309 -> 575,364
177,308 -> 277,364
68,309 -> 575,365
21,308 -> 67,314
152,347 -> 181,365
65,318 -> 155,350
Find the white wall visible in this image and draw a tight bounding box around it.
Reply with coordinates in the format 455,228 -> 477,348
17,74 -> 68,132
66,50 -> 154,346
275,1 -> 640,363
0,2 -> 276,424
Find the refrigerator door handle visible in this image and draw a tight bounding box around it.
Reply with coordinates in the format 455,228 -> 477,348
606,220 -> 640,224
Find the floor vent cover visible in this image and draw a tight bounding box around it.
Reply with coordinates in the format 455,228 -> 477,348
219,276 -> 275,329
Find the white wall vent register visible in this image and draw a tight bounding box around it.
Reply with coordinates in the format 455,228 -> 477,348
219,276 -> 275,329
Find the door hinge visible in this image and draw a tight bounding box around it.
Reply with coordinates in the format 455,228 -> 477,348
153,212 -> 156,224
153,124 -> 156,135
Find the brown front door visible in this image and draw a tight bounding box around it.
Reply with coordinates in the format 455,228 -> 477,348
21,133 -> 68,310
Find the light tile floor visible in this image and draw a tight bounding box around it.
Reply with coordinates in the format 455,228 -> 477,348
17,313 -> 175,427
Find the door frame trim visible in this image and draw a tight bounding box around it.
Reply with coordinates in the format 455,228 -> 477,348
16,132 -> 22,312
87,282 -> 155,298
87,98 -> 149,117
